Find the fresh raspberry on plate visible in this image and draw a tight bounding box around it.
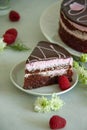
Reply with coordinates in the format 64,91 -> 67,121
9,10 -> 20,22
58,75 -> 71,90
49,115 -> 66,129
5,28 -> 18,38
3,33 -> 16,45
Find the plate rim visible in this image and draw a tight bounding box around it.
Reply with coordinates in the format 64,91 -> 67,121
10,60 -> 78,96
40,1 -> 82,57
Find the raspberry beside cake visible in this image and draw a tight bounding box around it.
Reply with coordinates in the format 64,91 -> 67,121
59,0 -> 87,53
23,41 -> 73,89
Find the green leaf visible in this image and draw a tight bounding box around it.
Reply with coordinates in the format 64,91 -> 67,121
6,40 -> 30,51
10,43 -> 29,51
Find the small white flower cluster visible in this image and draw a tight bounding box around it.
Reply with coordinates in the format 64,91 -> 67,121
34,94 -> 64,113
73,54 -> 87,84
0,38 -> 6,51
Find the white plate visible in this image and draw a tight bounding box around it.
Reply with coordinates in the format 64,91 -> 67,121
40,1 -> 82,57
10,61 -> 78,96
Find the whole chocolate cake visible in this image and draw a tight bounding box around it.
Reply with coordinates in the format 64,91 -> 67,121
59,0 -> 87,53
23,41 -> 73,89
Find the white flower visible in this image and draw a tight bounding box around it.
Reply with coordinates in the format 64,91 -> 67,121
34,94 -> 64,113
50,93 -> 64,111
73,57 -> 87,85
74,62 -> 87,84
34,96 -> 50,112
0,38 -> 6,51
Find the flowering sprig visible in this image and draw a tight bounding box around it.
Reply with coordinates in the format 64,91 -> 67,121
73,54 -> 87,84
34,94 -> 64,113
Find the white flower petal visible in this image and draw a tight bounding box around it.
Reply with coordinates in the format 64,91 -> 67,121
0,38 -> 7,51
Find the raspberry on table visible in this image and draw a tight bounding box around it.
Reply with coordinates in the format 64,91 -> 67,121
5,28 -> 18,37
9,10 -> 20,22
3,28 -> 18,45
3,33 -> 16,45
49,115 -> 66,129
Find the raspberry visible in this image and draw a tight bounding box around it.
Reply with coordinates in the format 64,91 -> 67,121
3,33 -> 16,45
49,115 -> 66,129
9,10 -> 20,22
58,75 -> 71,90
5,28 -> 18,37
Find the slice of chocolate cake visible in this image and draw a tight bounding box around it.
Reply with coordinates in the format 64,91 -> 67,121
23,41 -> 73,89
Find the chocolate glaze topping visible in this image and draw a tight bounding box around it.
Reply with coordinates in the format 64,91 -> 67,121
27,41 -> 71,63
61,0 -> 87,26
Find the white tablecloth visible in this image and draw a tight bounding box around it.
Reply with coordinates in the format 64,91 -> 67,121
0,0 -> 87,130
